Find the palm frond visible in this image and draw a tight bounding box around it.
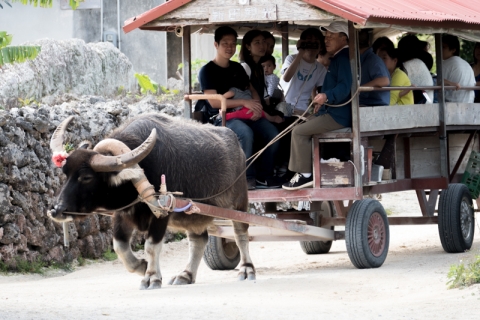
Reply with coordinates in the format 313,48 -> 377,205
0,45 -> 41,66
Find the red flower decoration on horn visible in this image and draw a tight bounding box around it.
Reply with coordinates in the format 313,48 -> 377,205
52,152 -> 69,168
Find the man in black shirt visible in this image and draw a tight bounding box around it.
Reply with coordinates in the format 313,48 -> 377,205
198,26 -> 280,190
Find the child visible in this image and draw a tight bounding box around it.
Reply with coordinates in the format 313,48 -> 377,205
224,87 -> 283,123
260,55 -> 281,105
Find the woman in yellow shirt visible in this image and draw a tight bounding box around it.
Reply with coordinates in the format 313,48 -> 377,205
378,47 -> 414,105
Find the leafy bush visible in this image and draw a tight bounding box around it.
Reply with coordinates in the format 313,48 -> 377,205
447,254 -> 480,289
102,249 -> 118,261
134,73 -> 158,94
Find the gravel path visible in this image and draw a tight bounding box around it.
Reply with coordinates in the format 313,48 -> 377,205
1,191 -> 479,320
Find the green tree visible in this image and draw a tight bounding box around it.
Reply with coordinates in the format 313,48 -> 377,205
2,1 -> 83,9
0,0 -> 82,66
0,31 -> 41,66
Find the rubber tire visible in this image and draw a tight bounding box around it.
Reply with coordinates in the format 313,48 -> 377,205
203,235 -> 240,270
438,184 -> 475,253
300,201 -> 335,254
345,199 -> 390,269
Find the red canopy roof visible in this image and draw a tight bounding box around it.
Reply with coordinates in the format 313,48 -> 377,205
123,0 -> 480,33
306,0 -> 480,28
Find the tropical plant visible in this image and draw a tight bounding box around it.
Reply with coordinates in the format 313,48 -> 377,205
0,31 -> 41,67
2,0 -> 83,9
134,73 -> 158,94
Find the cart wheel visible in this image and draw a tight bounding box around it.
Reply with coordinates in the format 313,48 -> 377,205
203,235 -> 240,270
438,184 -> 475,253
300,201 -> 335,254
345,199 -> 390,269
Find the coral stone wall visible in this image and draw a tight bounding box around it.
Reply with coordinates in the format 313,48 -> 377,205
0,94 -> 183,267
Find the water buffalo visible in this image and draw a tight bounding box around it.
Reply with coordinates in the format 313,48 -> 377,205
48,113 -> 255,289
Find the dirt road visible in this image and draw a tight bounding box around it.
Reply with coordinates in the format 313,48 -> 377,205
1,191 -> 479,320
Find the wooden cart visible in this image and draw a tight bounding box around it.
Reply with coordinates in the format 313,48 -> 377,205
123,0 -> 480,270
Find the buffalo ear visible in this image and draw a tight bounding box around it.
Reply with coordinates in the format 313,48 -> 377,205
78,141 -> 93,150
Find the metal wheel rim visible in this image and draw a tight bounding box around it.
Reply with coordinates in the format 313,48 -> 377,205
222,239 -> 239,260
460,198 -> 473,241
368,212 -> 386,257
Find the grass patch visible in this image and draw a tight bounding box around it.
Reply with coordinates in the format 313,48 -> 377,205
102,249 -> 118,261
174,232 -> 187,242
447,254 -> 480,289
134,243 -> 144,252
385,208 -> 394,216
77,256 -> 87,267
0,257 -> 47,274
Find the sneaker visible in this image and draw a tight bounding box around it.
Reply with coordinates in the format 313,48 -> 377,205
282,173 -> 313,190
247,178 -> 256,190
255,176 -> 282,189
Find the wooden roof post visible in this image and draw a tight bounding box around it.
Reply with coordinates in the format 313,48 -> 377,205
281,22 -> 289,63
434,33 -> 448,179
183,25 -> 192,119
348,21 -> 362,194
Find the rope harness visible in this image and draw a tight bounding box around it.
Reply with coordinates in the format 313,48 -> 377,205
62,175 -> 200,219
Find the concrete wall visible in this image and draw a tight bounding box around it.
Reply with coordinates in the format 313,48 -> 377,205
1,0 -> 214,89
0,1 -> 73,45
73,0 -> 168,87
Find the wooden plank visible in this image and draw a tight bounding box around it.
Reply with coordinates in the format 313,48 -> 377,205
143,0 -> 334,27
446,103 -> 480,125
360,105 -> 439,132
359,103 -> 480,133
349,22 -> 362,192
207,225 -> 330,241
182,26 -> 192,119
209,5 -> 277,23
320,162 -> 353,186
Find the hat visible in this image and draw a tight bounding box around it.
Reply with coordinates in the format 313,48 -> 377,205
320,21 -> 349,38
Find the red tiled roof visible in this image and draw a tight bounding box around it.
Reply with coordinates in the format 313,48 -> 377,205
304,0 -> 480,27
123,0 -> 480,33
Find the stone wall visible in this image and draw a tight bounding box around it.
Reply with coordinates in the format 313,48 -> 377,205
0,94 -> 183,268
0,39 -> 135,109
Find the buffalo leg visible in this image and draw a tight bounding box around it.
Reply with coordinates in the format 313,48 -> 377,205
140,237 -> 163,290
232,221 -> 256,281
113,215 -> 147,279
169,230 -> 208,285
140,216 -> 168,290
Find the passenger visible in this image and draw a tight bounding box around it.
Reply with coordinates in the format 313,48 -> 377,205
358,29 -> 390,106
282,21 -> 352,190
262,30 -> 276,56
223,87 -> 283,123
277,27 -> 327,181
378,47 -> 414,105
239,30 -> 268,109
372,36 -> 394,55
398,35 -> 434,104
442,34 -> 475,103
198,26 -> 280,190
280,27 -> 327,115
471,42 -> 480,103
260,55 -> 282,107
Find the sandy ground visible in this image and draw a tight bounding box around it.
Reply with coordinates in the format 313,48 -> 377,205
1,191 -> 479,320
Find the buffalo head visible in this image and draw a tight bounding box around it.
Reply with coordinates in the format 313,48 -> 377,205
47,116 -> 157,222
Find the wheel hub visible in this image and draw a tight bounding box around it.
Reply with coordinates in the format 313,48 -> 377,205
368,212 -> 386,257
460,199 -> 473,240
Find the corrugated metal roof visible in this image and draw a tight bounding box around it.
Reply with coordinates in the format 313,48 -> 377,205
123,0 -> 480,33
307,0 -> 480,26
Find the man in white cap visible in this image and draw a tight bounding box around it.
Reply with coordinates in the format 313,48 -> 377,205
283,21 -> 352,190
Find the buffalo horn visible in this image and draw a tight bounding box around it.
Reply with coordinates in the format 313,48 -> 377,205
90,128 -> 157,172
50,116 -> 75,153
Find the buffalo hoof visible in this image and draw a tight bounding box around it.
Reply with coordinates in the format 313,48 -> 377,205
148,279 -> 162,290
139,279 -> 150,290
237,265 -> 256,281
168,272 -> 193,285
